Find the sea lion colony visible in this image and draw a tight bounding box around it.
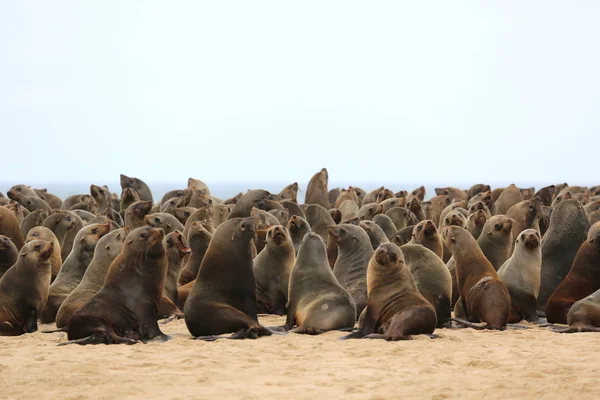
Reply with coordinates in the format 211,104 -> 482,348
1,171 -> 599,343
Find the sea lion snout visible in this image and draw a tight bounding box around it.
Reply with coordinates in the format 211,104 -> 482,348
523,232 -> 540,249
38,241 -> 54,260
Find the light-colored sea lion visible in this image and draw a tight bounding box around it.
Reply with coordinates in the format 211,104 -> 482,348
178,221 -> 212,285
120,174 -> 153,203
435,187 -> 466,201
328,188 -> 341,209
538,199 -> 590,311
466,209 -> 488,239
254,225 -> 295,315
0,206 -> 25,250
362,187 -> 384,205
358,203 -> 383,221
7,191 -> 51,213
124,200 -> 153,229
407,186 -> 426,202
429,195 -> 452,226
305,204 -> 335,243
25,226 -> 62,281
552,288 -> 600,333
439,201 -> 468,228
440,209 -> 467,229
90,184 -> 111,214
498,229 -> 541,323
0,235 -> 18,279
372,214 -> 398,238
21,208 -> 50,239
286,215 -> 311,254
7,184 -> 38,199
380,197 -> 406,213
0,240 -> 53,336
186,190 -> 213,209
144,212 -> 184,235
558,185 -> 586,197
329,224 -> 373,316
71,209 -> 95,223
386,207 -> 415,230
278,182 -> 298,203
188,178 -> 210,194
339,200 -> 359,222
285,233 -> 356,334
305,168 -> 330,209
408,198 -> 426,221
506,197 -> 542,247
443,226 -> 510,329
360,220 -> 389,250
342,243 -> 437,340
477,215 -> 514,270
61,194 -> 89,211
410,220 -> 443,259
400,243 -> 452,327
334,187 -> 360,208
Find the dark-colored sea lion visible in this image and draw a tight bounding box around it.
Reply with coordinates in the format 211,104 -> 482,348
20,208 -> 50,238
329,208 -> 342,224
342,243 -> 436,340
25,226 -> 62,281
498,229 -> 542,323
228,190 -> 273,219
477,215 -> 514,270
360,220 -> 389,250
545,222 -> 600,324
0,235 -> 18,279
64,226 -> 168,344
329,224 -> 373,316
184,217 -> 272,339
41,223 -> 111,323
443,226 -> 510,329
0,240 -> 54,336
254,225 -> 295,315
120,187 -> 140,212
285,233 -> 356,334
286,215 -> 311,254
534,185 -> 556,207
178,221 -> 212,285
372,214 -> 397,238
410,220 -> 443,259
400,243 -> 451,327
278,182 -> 299,203
120,174 -> 153,203
408,198 -> 426,222
537,199 -> 590,311
305,168 -> 330,209
144,213 -> 184,234
0,206 -> 25,250
55,227 -> 130,329
124,200 -> 153,229
305,204 -> 335,243
506,197 -> 542,248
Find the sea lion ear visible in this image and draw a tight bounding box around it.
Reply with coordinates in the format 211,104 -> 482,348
451,236 -> 456,243
105,245 -> 110,250
20,251 -> 27,257
127,240 -> 133,245
80,237 -> 85,243
166,224 -> 172,229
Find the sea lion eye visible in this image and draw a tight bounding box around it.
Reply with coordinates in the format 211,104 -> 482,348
184,212 -> 190,217
140,233 -> 148,239
167,239 -> 173,246
445,218 -> 450,224
66,216 -> 72,222
154,217 -> 160,223
418,226 -> 423,231
92,228 -> 98,234
35,245 -> 42,251
33,232 -> 39,237
495,223 -> 502,230
16,187 -> 21,191
340,229 -> 346,234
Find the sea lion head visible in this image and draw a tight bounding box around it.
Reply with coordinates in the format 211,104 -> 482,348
373,242 -> 403,267
413,219 -> 437,240
99,227 -> 130,258
587,222 -> 600,246
486,215 -> 514,236
164,230 -> 190,256
90,184 -> 109,202
20,239 -> 54,264
443,211 -> 467,228
44,212 -> 77,231
469,209 -> 488,227
469,201 -> 489,215
517,229 -> 541,249
128,200 -> 153,219
266,225 -> 290,247
126,226 -> 165,256
78,222 -> 112,250
327,223 -> 363,246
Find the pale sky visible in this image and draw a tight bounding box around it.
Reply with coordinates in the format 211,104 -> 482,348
1,2 -> 598,186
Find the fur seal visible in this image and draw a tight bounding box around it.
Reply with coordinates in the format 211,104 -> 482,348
120,174 -> 153,203
162,231 -> 189,307
534,185 -> 556,207
0,235 -> 18,279
400,243 -> 452,327
269,208 -> 289,226
279,200 -> 305,219
363,187 -> 384,205
184,217 -> 272,339
439,201 -> 467,229
124,200 -> 153,229
228,190 -> 272,219
520,187 -> 536,201
182,205 -> 214,238
408,198 -> 426,222
372,214 -> 398,238
42,211 -> 84,261
590,211 -> 600,225
410,220 -> 443,259
54,227 -> 130,329
20,208 -> 50,238
71,210 -> 96,223
329,224 -> 373,316
0,240 -> 54,335
212,204 -> 231,228
443,226 -> 510,329
25,226 -> 62,281
328,188 -> 341,208
145,213 -> 184,234
552,288 -> 600,333
286,215 -> 311,254
120,188 -> 140,212
435,187 -> 466,201
380,197 -> 406,213
537,199 -> 590,311
41,223 -> 111,323
188,178 -> 211,194
551,191 -> 573,207
429,195 -> 452,226
278,182 -> 299,203
359,203 -> 383,221
0,206 -> 25,249
64,226 -> 168,344
90,184 -> 111,213
477,215 -> 514,270
339,200 -> 359,222
305,168 -> 330,209
467,184 -> 491,201
4,202 -> 26,225
386,207 -> 415,230
497,229 -> 542,323
305,204 -> 335,243
506,197 -> 542,247
285,233 -> 356,334
254,225 -> 295,315
440,210 -> 467,229
407,186 -> 426,202
342,243 -> 436,340
389,225 -> 415,246
7,185 -> 38,199
545,222 -> 600,324
178,221 -> 212,285
359,220 -> 389,250
466,209 -> 488,239
101,208 -> 124,227
334,188 -> 360,208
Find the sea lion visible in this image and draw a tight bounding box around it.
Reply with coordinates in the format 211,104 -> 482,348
60,194 -> 89,211
7,184 -> 38,199
160,194 -> 190,215
188,178 -> 211,194
120,174 -> 153,203
251,207 -> 279,253
305,168 -> 330,209
0,240 -> 54,336
498,229 -> 542,323
41,223 -> 111,323
187,190 -> 213,209
286,215 -> 311,254
55,227 -> 130,329
435,187 -> 466,201
389,225 -> 415,246
520,187 -> 536,201
254,225 -> 295,315
279,200 -> 305,220
443,226 -> 510,329
506,197 -> 542,242
590,211 -> 600,225
584,200 -> 600,214
551,191 -> 573,207
545,222 -> 600,324
144,213 -> 184,234
285,233 -> 356,334
182,205 -> 214,238
359,220 -> 389,250
120,188 -> 140,212
329,224 -> 373,316
407,186 -> 426,202
184,217 -> 272,339
0,206 -> 25,249
101,208 -> 124,227
90,184 -> 111,213
64,226 -> 168,344
552,289 -> 600,333
212,204 -> 231,228
468,201 -> 491,219
466,184 -> 491,201
537,199 -> 590,311
173,207 -> 197,226
269,208 -> 289,226
372,214 -> 397,238
162,231 -> 189,306
375,189 -> 395,204
334,188 -> 360,208
400,244 -> 451,326
329,208 -> 342,224
466,209 -> 488,240
380,197 -> 406,213
534,185 -> 556,207
429,195 -> 452,226
278,182 -> 299,203
358,203 -> 383,221
558,186 -> 586,197
439,201 -> 468,228
491,188 -> 505,203
10,193 -> 52,213
25,227 -> 62,281
228,190 -> 272,219
21,208 -> 50,238
305,204 -> 335,243
178,221 -> 212,285
4,202 -> 26,225
477,215 -> 514,270
410,220 -> 443,259
71,210 -> 96,223
160,189 -> 190,206
363,187 -> 384,205
386,207 -> 414,230
440,209 -> 467,229
0,235 -> 18,279
408,198 -> 426,222
328,188 -> 341,208
342,243 -> 437,340
124,200 -> 153,229
42,211 -> 83,261
339,200 -> 359,222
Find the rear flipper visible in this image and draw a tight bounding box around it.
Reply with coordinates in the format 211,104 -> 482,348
193,325 -> 273,341
339,331 -> 366,340
364,333 -> 413,341
59,332 -> 138,346
451,318 -> 492,330
553,326 -> 600,333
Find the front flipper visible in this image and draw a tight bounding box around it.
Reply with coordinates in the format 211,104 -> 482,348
364,333 -> 413,341
451,318 -> 489,330
23,310 -> 38,333
58,332 -> 138,346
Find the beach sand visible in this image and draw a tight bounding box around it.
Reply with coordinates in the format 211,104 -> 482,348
0,316 -> 597,399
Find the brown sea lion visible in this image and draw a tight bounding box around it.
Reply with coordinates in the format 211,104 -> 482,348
278,182 -> 299,203
429,195 -> 452,226
120,174 -> 153,203
144,213 -> 184,234
584,200 -> 600,214
466,209 -> 488,240
228,190 -> 273,219
440,209 -> 467,229
305,168 -> 330,209
362,187 -> 384,205
410,220 -> 443,259
184,217 -> 272,339
0,206 -> 26,250
468,201 -> 491,219
90,184 -> 111,213
342,243 -> 437,340
360,220 -> 389,250
358,203 -> 383,221
269,208 -> 289,226
182,205 -> 214,238
407,186 -> 426,202
380,197 -> 406,213
32,190 -> 60,213
551,191 -> 573,207
61,194 -> 89,211
188,178 -> 210,194
466,184 -> 491,201
7,191 -> 51,213
498,229 -> 542,323
7,185 -> 38,199
329,224 -> 373,316
372,214 -> 398,238
63,226 -> 168,344
251,207 -> 279,253
254,225 -> 295,315
435,187 -> 466,201
506,197 -> 542,247
0,235 -> 18,279
386,207 -> 415,230
305,204 -> 335,243
71,210 -> 96,223
279,200 -> 305,220
285,233 -> 356,334
477,215 -> 514,270
375,189 -> 395,204
538,199 -> 590,311
101,208 -> 124,228
339,200 -> 359,222
120,187 -> 140,212
328,188 -> 341,208
162,231 -> 189,308
42,211 -> 83,261
178,221 -> 212,285
468,191 -> 495,216
124,200 -> 153,229
186,190 -> 213,209
0,240 -> 53,336
552,289 -> 600,333
389,225 -> 415,246
558,186 -> 586,197
329,208 -> 342,224
334,187 -> 360,208
520,187 -> 536,201
534,185 -> 555,207
25,226 -> 62,281
286,215 -> 311,254
443,226 -> 510,329
590,210 -> 600,225
408,198 -> 426,222
41,223 -> 111,323
4,202 -> 26,225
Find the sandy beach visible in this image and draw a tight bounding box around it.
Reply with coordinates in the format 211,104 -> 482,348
0,316 -> 597,399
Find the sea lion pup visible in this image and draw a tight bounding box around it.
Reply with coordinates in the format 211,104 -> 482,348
278,182 -> 299,203
90,184 -> 111,213
362,187 -> 385,205
552,289 -> 600,333
305,168 -> 330,209
178,221 -> 212,285
498,229 -> 542,323
359,203 -> 383,221
284,233 -> 356,334
380,197 -> 406,213
390,225 -> 415,246
0,206 -> 25,250
120,187 -> 140,212
182,205 -> 214,237
227,189 -> 272,219
373,214 -> 398,238
120,174 -> 153,203
506,197 -> 542,244
63,226 -> 168,345
400,244 -> 452,327
144,213 -> 184,235
286,215 -> 311,254
342,243 -> 437,340
476,215 -> 514,270
386,207 -> 414,230
360,220 -> 389,250
54,228 -> 130,329
410,220 -> 443,259
545,222 -> 600,324
466,209 -> 488,240
253,225 -> 295,315
0,240 -> 54,336
101,208 -> 124,227
491,187 -> 505,203
443,226 -> 510,330
26,227 -> 62,281
124,200 -> 153,229
0,235 -> 18,279
329,224 -> 373,316
339,200 -> 359,222
538,199 -> 590,311
41,223 -> 112,323
269,208 -> 289,226
184,217 -> 272,340
435,187 -> 467,201
466,184 -> 491,201
305,204 -> 336,242
407,186 -> 426,202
